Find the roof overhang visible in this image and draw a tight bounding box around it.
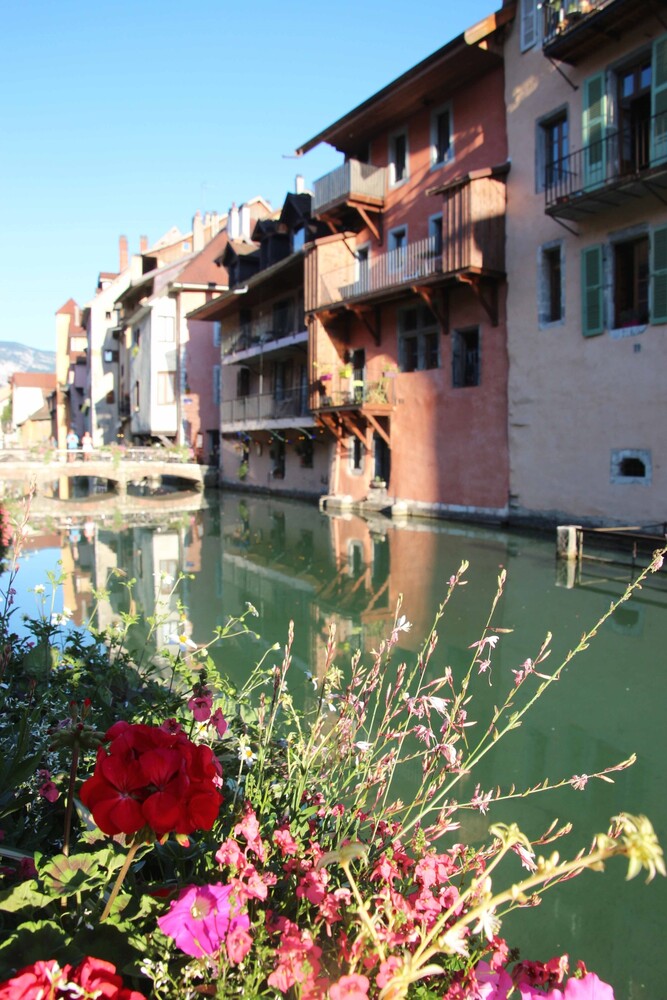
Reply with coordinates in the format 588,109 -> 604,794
187,253 -> 304,322
296,4 -> 515,157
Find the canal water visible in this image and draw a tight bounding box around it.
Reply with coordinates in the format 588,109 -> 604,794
4,492 -> 666,998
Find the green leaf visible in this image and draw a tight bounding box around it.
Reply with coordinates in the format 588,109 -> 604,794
0,879 -> 53,912
0,921 -> 69,980
40,852 -> 105,897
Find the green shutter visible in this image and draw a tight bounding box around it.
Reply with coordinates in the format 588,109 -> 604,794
651,225 -> 667,324
582,73 -> 607,189
581,245 -> 604,337
651,34 -> 667,165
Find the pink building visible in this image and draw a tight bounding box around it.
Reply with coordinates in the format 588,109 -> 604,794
297,6 -> 514,518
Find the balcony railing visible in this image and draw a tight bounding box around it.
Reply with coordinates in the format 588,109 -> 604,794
221,389 -> 310,426
222,319 -> 306,359
312,159 -> 386,215
316,236 -> 441,309
545,112 -> 667,217
313,376 -> 396,411
542,0 -> 637,62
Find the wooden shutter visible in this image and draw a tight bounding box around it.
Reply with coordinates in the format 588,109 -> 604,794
582,73 -> 607,189
651,34 -> 667,165
651,225 -> 667,324
581,245 -> 604,337
520,0 -> 537,51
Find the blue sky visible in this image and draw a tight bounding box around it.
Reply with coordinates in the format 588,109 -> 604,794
0,0 -> 500,352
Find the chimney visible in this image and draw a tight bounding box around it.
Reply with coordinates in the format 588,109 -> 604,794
193,210 -> 204,253
210,211 -> 219,235
139,235 -> 148,253
240,203 -> 251,240
295,174 -> 305,194
119,235 -> 128,272
228,203 -> 240,240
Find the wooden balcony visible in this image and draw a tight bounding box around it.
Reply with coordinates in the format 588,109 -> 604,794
314,236 -> 442,310
312,159 -> 386,236
545,112 -> 667,222
542,0 -> 644,65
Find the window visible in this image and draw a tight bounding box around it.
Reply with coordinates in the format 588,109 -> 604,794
349,435 -> 364,473
213,322 -> 221,348
355,243 -> 370,292
520,0 -> 538,51
398,303 -> 439,372
105,311 -> 112,320
431,106 -> 453,166
272,300 -> 293,338
538,109 -> 569,192
611,449 -> 652,485
133,381 -> 140,409
429,214 -> 443,256
158,317 -> 175,343
388,130 -> 408,185
452,328 -> 480,388
105,390 -> 115,404
539,242 -> 564,325
298,436 -> 314,468
213,365 -> 221,406
613,236 -> 649,329
388,226 -> 408,273
157,371 -> 177,405
103,349 -> 119,363
237,367 -> 250,397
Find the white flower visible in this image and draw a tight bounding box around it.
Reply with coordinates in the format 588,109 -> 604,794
424,696 -> 450,716
168,632 -> 197,652
238,744 -> 256,767
33,584 -> 45,595
354,741 -> 373,753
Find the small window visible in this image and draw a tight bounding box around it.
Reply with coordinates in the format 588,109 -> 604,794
539,242 -> 564,325
105,390 -> 115,404
157,371 -> 177,405
105,311 -> 112,320
389,130 -> 408,185
611,449 -> 652,484
213,322 -> 221,348
298,436 -> 314,468
431,106 -> 453,166
452,328 -> 480,388
388,227 -> 408,274
613,236 -> 649,329
213,365 -> 221,406
103,349 -> 119,363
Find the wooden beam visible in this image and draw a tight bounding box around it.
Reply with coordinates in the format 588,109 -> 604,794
349,305 -> 380,345
365,413 -> 391,448
412,285 -> 449,334
355,205 -> 382,243
340,413 -> 367,446
457,274 -> 499,326
316,412 -> 344,440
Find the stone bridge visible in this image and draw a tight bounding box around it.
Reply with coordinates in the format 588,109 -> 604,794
0,447 -> 213,498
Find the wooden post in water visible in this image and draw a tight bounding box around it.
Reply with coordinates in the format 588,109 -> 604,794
557,524 -> 582,561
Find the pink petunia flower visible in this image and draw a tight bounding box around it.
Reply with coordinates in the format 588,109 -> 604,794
157,883 -> 249,958
329,973 -> 370,999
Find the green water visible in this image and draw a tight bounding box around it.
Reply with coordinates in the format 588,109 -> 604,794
12,492 -> 667,998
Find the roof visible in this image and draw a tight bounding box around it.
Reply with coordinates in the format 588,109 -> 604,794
56,298 -> 80,316
177,228 -> 229,286
11,372 -> 57,389
296,4 -> 514,157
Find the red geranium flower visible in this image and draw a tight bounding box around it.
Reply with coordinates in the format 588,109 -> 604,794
80,722 -> 222,839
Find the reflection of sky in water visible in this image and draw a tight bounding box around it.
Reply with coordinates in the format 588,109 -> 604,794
0,546 -> 64,637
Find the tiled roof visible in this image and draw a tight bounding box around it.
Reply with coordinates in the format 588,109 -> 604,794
11,372 -> 57,389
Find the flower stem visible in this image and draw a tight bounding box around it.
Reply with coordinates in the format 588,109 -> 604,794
62,746 -> 79,857
101,842 -> 140,921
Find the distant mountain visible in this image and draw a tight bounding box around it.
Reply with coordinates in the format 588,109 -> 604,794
0,342 -> 56,385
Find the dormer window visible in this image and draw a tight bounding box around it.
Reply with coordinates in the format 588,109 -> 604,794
293,226 -> 306,252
